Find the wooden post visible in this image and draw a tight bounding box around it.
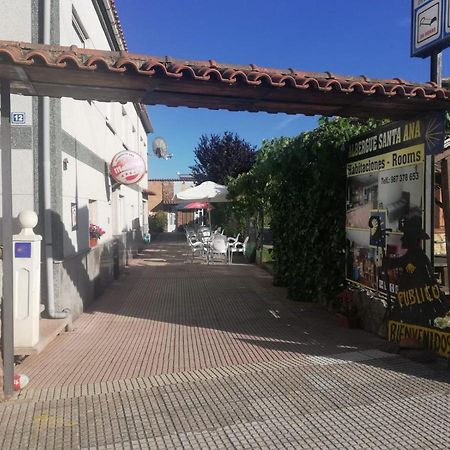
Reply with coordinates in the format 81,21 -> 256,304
430,51 -> 442,85
441,158 -> 450,290
1,80 -> 14,398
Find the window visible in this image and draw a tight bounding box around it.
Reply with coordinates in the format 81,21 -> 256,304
72,7 -> 89,45
88,199 -> 97,225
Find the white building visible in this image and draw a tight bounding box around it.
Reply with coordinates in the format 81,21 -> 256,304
0,0 -> 152,319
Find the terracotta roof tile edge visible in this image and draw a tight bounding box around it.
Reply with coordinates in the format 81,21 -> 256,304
0,40 -> 449,100
109,0 -> 128,51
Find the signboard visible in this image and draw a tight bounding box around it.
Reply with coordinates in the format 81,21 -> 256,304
11,112 -> 26,125
411,0 -> 450,57
346,113 -> 444,297
109,150 -> 146,185
446,0 -> 450,33
388,320 -> 450,357
346,112 -> 450,332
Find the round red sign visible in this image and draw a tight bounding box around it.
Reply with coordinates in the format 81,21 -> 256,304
110,151 -> 146,185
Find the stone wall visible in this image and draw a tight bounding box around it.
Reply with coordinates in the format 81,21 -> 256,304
352,289 -> 387,337
51,231 -> 143,320
0,354 -> 3,401
0,260 -> 3,400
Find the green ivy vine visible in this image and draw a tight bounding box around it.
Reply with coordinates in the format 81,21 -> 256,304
229,117 -> 384,303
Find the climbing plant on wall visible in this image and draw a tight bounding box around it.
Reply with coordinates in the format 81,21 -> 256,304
229,117 -> 383,303
228,136 -> 292,237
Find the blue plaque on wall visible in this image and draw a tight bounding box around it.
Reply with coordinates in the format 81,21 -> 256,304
15,242 -> 31,258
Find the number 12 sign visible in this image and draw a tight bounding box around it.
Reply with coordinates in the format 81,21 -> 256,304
11,112 -> 26,125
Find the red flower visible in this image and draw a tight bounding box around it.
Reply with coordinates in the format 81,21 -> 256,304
89,224 -> 105,239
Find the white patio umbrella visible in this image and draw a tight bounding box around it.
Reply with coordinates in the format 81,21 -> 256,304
174,181 -> 229,203
174,181 -> 230,228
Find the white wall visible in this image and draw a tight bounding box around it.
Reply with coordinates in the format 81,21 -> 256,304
0,0 -> 151,317
0,1 -> 31,41
58,0 -> 149,254
0,0 -> 150,245
0,0 -> 35,229
60,0 -> 109,50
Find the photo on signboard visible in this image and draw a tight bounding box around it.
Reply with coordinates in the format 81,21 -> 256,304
346,227 -> 406,295
377,165 -> 423,232
368,210 -> 387,248
346,172 -> 378,229
379,233 -> 406,294
346,229 -> 377,290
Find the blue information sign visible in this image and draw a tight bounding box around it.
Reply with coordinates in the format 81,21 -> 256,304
411,0 -> 450,57
15,242 -> 31,258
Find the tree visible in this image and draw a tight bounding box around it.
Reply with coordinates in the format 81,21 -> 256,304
190,132 -> 257,185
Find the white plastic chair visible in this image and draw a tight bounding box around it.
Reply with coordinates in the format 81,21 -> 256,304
198,228 -> 211,240
229,236 -> 249,264
185,229 -> 197,242
227,233 -> 240,245
187,235 -> 206,262
209,235 -> 228,264
197,226 -> 209,235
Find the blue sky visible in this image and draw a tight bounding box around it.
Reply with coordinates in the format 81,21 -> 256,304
115,0 -> 450,179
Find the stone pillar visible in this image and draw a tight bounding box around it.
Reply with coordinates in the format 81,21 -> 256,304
13,210 -> 42,348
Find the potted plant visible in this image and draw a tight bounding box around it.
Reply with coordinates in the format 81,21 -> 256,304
335,289 -> 361,329
434,314 -> 450,330
89,223 -> 105,247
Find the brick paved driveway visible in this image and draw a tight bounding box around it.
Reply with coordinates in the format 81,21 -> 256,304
1,233 -> 450,449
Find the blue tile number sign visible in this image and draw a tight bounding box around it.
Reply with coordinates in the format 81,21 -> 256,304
15,242 -> 31,258
11,112 -> 26,125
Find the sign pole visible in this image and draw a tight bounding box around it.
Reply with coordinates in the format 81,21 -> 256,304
1,80 -> 14,398
429,51 -> 442,269
430,50 -> 442,85
433,50 -> 450,295
441,159 -> 450,288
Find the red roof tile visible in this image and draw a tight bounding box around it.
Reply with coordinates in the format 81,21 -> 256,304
109,0 -> 127,51
0,40 -> 449,119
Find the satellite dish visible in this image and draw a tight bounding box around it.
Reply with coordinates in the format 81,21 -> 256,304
152,136 -> 173,160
